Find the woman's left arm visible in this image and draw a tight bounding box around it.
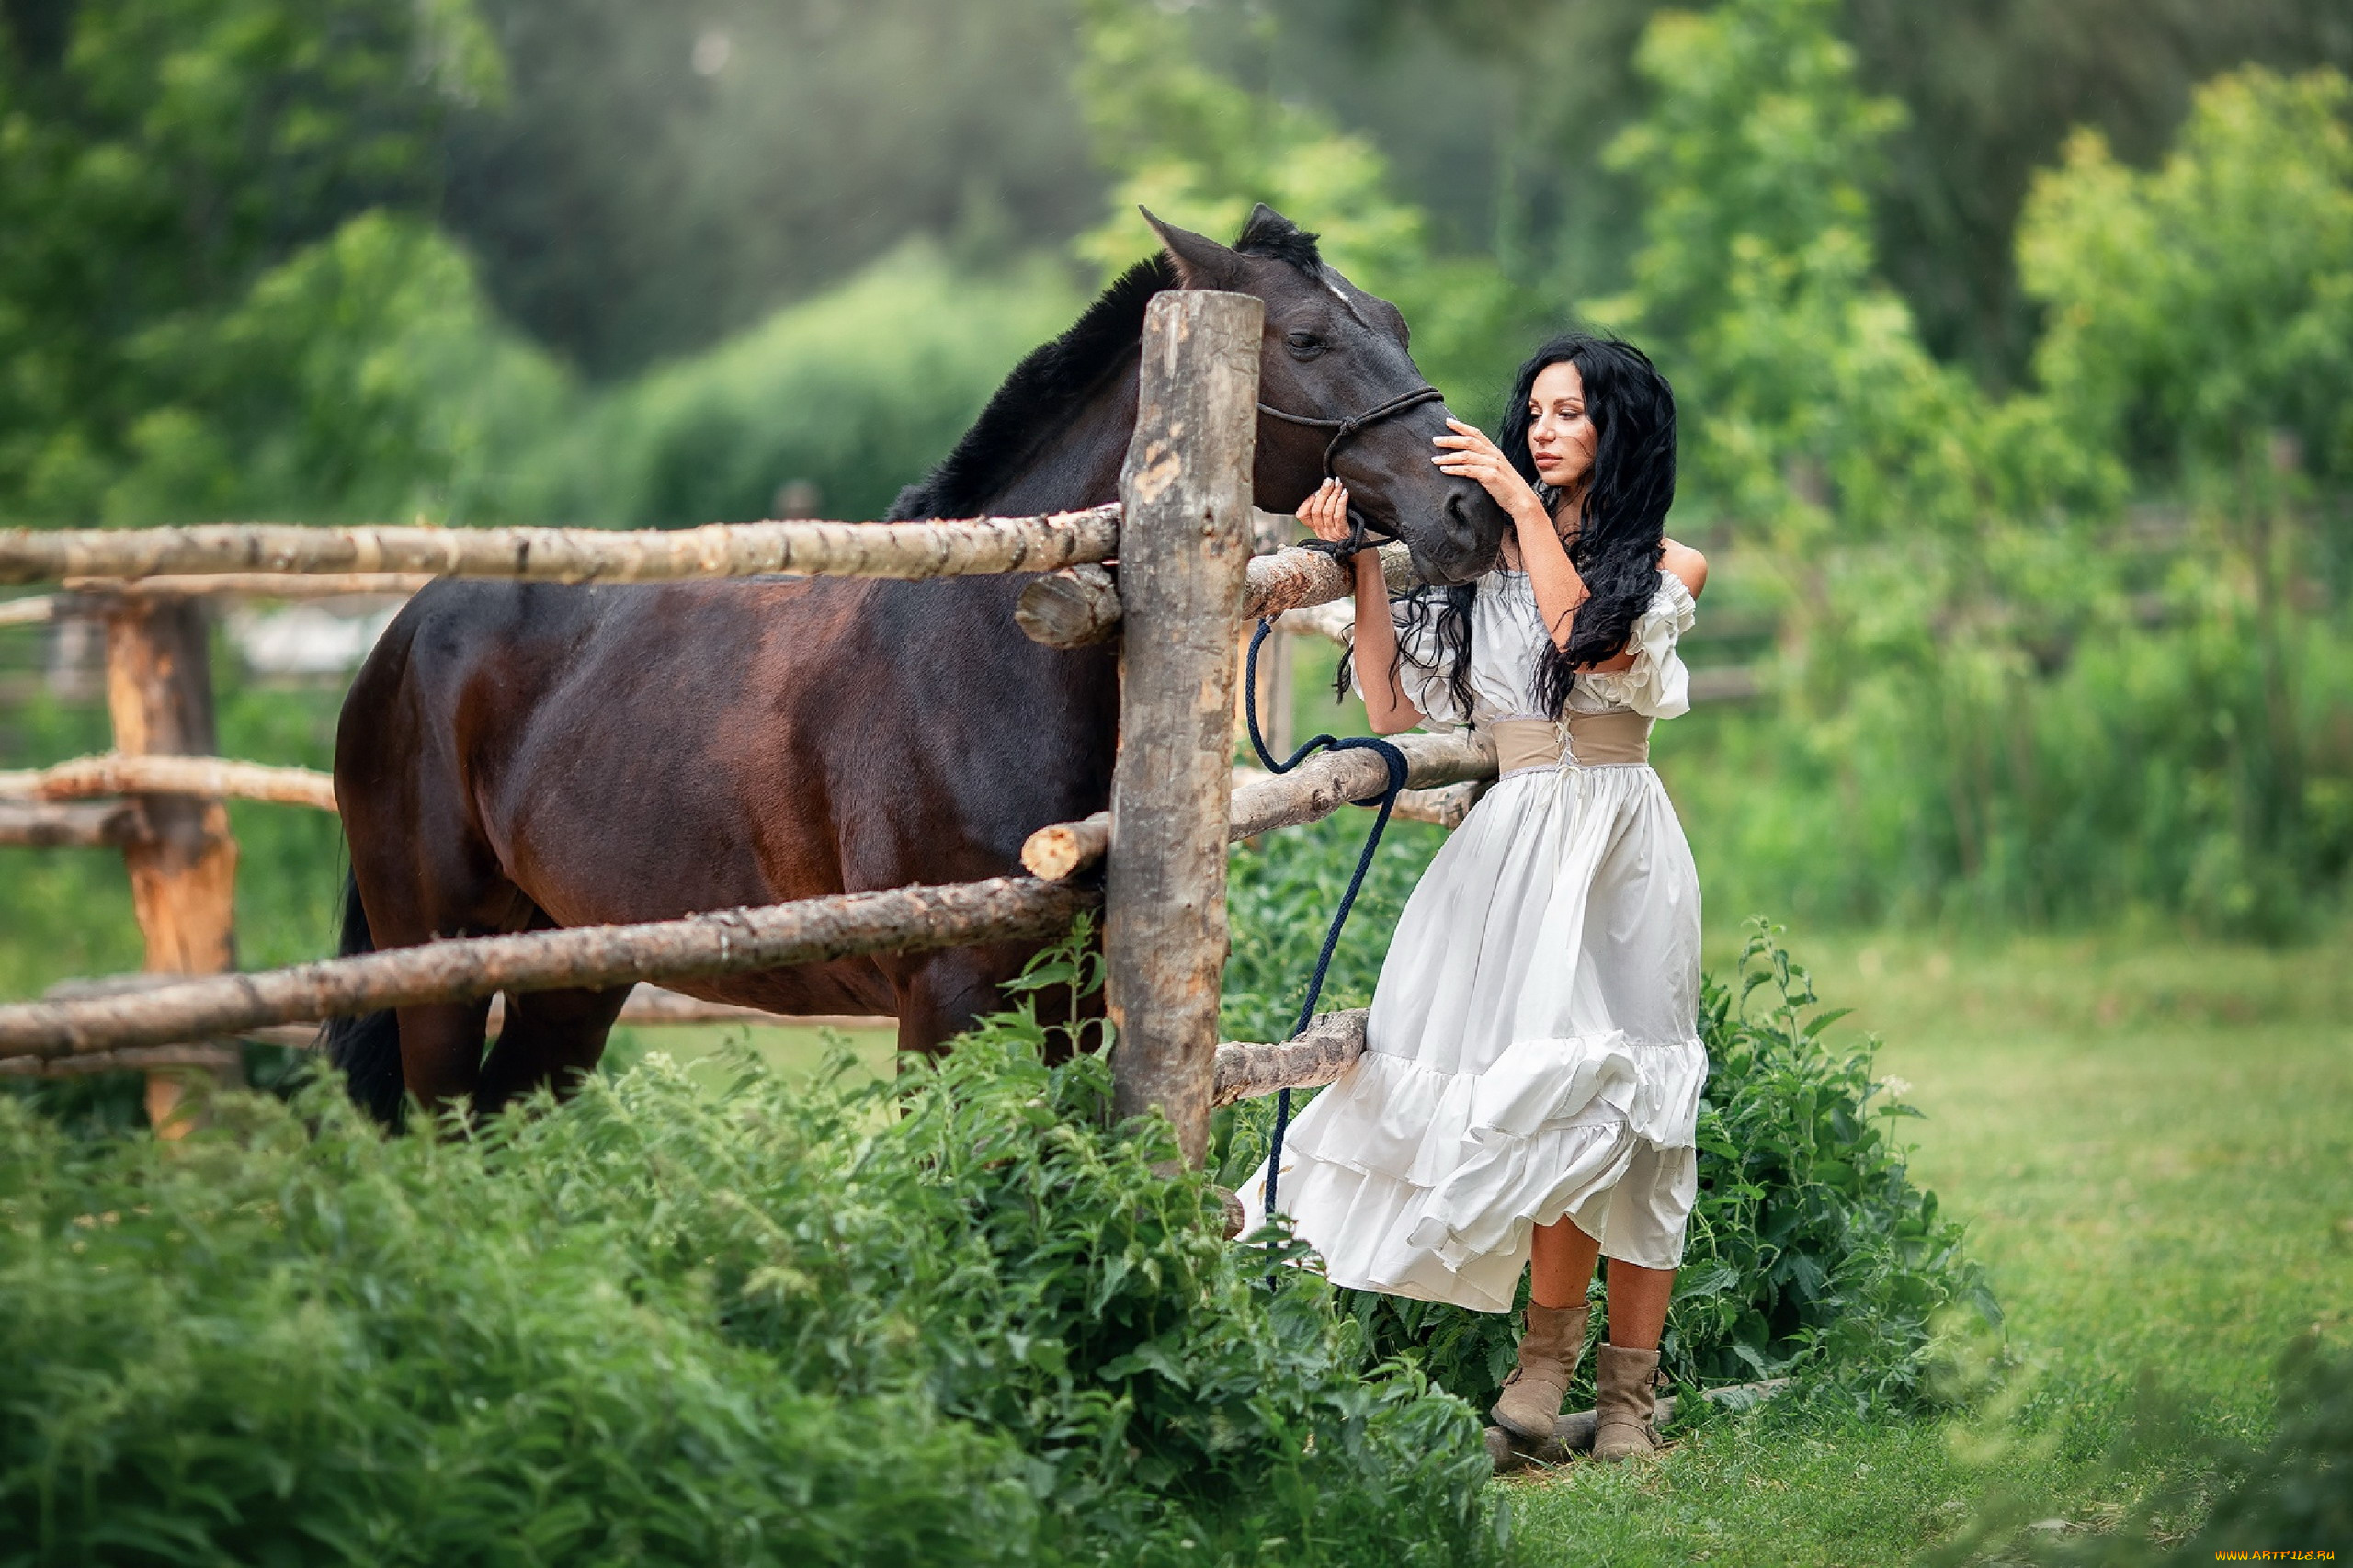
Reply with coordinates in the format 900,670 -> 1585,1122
1432,419 -> 1587,649
1660,539 -> 1708,600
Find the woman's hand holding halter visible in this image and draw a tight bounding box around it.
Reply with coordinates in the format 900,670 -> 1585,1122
1295,479 -> 1427,734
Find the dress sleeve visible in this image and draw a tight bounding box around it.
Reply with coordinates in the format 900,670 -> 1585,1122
1609,571 -> 1697,719
1349,586 -> 1471,730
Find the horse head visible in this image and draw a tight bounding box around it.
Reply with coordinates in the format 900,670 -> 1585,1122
1143,204 -> 1509,585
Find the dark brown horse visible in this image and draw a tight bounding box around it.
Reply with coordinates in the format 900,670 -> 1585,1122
326,207 -> 1506,1122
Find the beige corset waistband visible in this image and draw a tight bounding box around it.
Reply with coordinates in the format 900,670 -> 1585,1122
1488,711 -> 1654,772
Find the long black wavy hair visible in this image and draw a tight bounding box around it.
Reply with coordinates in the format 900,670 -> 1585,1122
1348,333 -> 1677,720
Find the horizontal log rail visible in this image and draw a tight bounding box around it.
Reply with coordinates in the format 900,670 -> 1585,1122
1244,540 -> 1420,619
0,753 -> 339,812
1021,728 -> 1497,881
0,981 -> 892,1075
1275,597 -> 1354,643
1211,1009 -> 1366,1106
0,799 -> 142,848
0,876 -> 1093,1062
0,1042 -> 244,1081
0,506 -> 1122,587
63,572 -> 439,598
1017,540 -> 1418,649
1389,777 -> 1489,829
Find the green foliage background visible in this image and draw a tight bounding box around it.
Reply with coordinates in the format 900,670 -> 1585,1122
8,0 -> 2353,939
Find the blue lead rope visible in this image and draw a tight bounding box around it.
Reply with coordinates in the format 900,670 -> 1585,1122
1242,615 -> 1410,1221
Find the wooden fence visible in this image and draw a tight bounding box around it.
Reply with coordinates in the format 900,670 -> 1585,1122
0,290 -> 1500,1158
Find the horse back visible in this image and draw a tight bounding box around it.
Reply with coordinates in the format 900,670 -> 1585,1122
338,573 -> 1116,938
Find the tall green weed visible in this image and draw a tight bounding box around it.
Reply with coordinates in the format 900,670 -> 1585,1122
0,933 -> 1506,1566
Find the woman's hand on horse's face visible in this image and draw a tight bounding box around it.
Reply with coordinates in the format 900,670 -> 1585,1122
1433,419 -> 1546,527
1296,478 -> 1354,543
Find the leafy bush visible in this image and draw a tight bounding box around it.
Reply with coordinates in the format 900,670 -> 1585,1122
0,933 -> 1507,1567
532,243 -> 1086,528
1219,816 -> 1995,1411
100,211 -> 574,528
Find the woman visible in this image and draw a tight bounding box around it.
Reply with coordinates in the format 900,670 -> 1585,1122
1240,334 -> 1708,1460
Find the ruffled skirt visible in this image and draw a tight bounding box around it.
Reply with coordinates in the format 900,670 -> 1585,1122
1238,759 -> 1705,1312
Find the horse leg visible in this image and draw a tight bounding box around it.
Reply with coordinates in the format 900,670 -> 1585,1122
894,949 -> 1014,1057
474,983 -> 634,1118
341,767 -> 529,1122
893,941 -> 1106,1062
392,999 -> 494,1124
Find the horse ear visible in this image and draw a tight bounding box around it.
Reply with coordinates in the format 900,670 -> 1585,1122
1140,207 -> 1242,289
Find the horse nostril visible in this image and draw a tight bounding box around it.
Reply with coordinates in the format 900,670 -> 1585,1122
1443,491 -> 1478,545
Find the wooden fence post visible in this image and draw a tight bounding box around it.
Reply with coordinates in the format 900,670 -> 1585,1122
102,595 -> 241,1133
1105,290 -> 1262,1165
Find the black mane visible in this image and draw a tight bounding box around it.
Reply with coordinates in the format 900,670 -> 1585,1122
890,209 -> 1331,521
1233,206 -> 1324,272
888,256 -> 1176,520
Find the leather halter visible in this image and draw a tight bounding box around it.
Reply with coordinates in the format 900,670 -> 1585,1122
1256,384 -> 1446,483
1256,384 -> 1447,556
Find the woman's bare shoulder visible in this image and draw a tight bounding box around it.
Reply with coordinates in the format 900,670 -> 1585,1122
1660,539 -> 1708,598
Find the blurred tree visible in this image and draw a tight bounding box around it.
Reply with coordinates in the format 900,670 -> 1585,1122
1072,0 -> 1552,424
1312,0 -> 2353,383
0,0 -> 504,520
529,242 -> 1084,528
2019,67 -> 2353,925
104,212 -> 570,525
440,0 -> 1103,378
2020,69 -> 2353,498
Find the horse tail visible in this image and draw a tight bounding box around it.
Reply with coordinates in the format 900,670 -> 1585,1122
321,869 -> 405,1128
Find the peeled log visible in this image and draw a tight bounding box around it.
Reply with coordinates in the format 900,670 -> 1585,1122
0,800 -> 140,848
1102,290 -> 1260,1166
29,975 -> 892,1051
0,753 -> 339,812
1276,598 -> 1353,644
1211,1009 -> 1367,1105
64,573 -> 438,598
0,877 -> 1095,1062
1019,817 -> 1108,881
1021,730 -> 1497,881
0,507 -> 1121,587
1227,728 -> 1495,840
1392,778 -> 1490,830
1017,540 -> 1416,649
1013,564 -> 1121,647
1245,540 -> 1418,619
0,1043 -> 242,1080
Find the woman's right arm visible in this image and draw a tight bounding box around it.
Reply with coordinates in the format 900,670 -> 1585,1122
1297,480 -> 1426,735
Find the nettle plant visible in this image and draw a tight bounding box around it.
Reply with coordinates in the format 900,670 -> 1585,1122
1,919 -> 1507,1568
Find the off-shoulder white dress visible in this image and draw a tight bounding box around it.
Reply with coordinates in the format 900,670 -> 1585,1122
1239,567 -> 1705,1312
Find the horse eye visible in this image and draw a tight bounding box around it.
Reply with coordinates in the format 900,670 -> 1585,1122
1285,332 -> 1326,358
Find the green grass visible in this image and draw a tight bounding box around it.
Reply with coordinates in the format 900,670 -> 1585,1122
1505,926 -> 2353,1566
601,1019 -> 896,1085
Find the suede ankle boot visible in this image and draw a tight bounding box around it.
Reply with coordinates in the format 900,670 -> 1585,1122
1490,1302 -> 1589,1442
1591,1342 -> 1663,1460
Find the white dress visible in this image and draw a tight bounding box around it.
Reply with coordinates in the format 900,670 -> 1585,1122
1238,567 -> 1706,1312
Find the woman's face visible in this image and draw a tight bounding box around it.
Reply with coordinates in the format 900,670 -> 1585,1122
1526,359 -> 1597,494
